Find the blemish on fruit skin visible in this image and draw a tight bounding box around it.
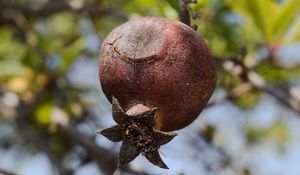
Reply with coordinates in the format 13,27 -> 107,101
98,17 -> 216,168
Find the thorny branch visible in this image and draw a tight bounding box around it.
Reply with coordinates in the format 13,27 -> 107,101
177,0 -> 191,26
177,0 -> 198,30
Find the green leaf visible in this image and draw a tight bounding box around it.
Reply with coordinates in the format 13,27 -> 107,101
0,27 -> 27,60
0,59 -> 23,78
161,2 -> 179,19
273,0 -> 300,42
166,0 -> 179,11
265,122 -> 288,142
284,16 -> 300,43
35,102 -> 53,125
60,38 -> 85,71
234,90 -> 261,109
226,0 -> 279,43
226,0 -> 300,44
255,62 -> 300,83
49,13 -> 76,36
247,121 -> 289,144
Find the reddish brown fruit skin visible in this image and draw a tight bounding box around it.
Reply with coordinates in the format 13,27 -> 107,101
99,17 -> 216,132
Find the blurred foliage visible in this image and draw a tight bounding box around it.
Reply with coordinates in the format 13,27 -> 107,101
199,124 -> 216,143
247,121 -> 289,144
234,90 -> 262,109
255,62 -> 300,83
224,0 -> 300,44
0,0 -> 300,174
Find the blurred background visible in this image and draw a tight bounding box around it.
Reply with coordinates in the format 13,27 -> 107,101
0,0 -> 300,175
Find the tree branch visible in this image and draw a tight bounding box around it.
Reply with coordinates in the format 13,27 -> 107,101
176,0 -> 198,30
177,0 -> 191,26
221,57 -> 300,115
0,169 -> 16,175
16,118 -> 71,175
0,0 -> 127,27
0,78 -> 152,175
59,125 -> 117,174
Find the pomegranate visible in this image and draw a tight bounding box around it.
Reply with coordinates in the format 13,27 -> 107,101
98,17 -> 216,168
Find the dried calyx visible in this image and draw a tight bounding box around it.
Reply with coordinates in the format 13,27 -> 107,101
98,97 -> 176,169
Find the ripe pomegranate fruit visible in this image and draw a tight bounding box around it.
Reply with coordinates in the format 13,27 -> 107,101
98,17 -> 216,168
